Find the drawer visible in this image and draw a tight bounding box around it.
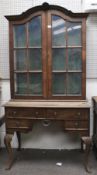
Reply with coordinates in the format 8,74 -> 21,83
5,107 -> 46,118
6,118 -> 32,129
46,108 -> 88,120
5,107 -> 89,120
33,108 -> 46,118
64,120 -> 88,129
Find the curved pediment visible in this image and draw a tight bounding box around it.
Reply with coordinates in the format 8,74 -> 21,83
5,2 -> 88,21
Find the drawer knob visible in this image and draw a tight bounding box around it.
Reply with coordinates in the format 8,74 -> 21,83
35,111 -> 39,115
54,112 -> 57,116
75,122 -> 79,127
13,111 -> 17,115
77,112 -> 81,116
15,121 -> 20,127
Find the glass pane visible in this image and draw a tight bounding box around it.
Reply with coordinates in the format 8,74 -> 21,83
29,73 -> 42,95
52,73 -> 66,94
67,73 -> 81,95
14,50 -> 27,70
67,22 -> 81,46
28,16 -> 41,46
15,73 -> 27,94
52,49 -> 66,70
14,24 -> 26,47
29,49 -> 42,70
52,16 -> 66,46
68,48 -> 82,70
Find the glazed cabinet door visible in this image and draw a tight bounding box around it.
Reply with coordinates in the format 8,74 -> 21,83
12,12 -> 47,99
47,11 -> 84,99
9,9 -> 86,100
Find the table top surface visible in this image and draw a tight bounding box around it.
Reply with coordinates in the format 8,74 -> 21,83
4,99 -> 90,108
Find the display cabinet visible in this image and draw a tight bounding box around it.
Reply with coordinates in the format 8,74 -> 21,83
4,3 -> 90,169
7,3 -> 87,100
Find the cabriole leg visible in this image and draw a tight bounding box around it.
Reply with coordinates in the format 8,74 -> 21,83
4,133 -> 14,170
84,141 -> 92,173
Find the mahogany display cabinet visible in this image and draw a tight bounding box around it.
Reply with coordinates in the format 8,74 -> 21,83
4,3 -> 90,169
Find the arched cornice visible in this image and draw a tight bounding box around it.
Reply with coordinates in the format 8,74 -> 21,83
5,2 -> 88,21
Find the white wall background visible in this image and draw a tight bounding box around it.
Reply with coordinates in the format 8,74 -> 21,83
0,0 -> 97,149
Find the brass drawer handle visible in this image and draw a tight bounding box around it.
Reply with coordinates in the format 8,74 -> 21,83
77,112 -> 81,116
42,120 -> 51,127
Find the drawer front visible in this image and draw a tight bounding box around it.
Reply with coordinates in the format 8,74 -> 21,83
6,118 -> 32,129
5,107 -> 46,119
46,108 -> 89,120
5,107 -> 89,120
64,120 -> 88,129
